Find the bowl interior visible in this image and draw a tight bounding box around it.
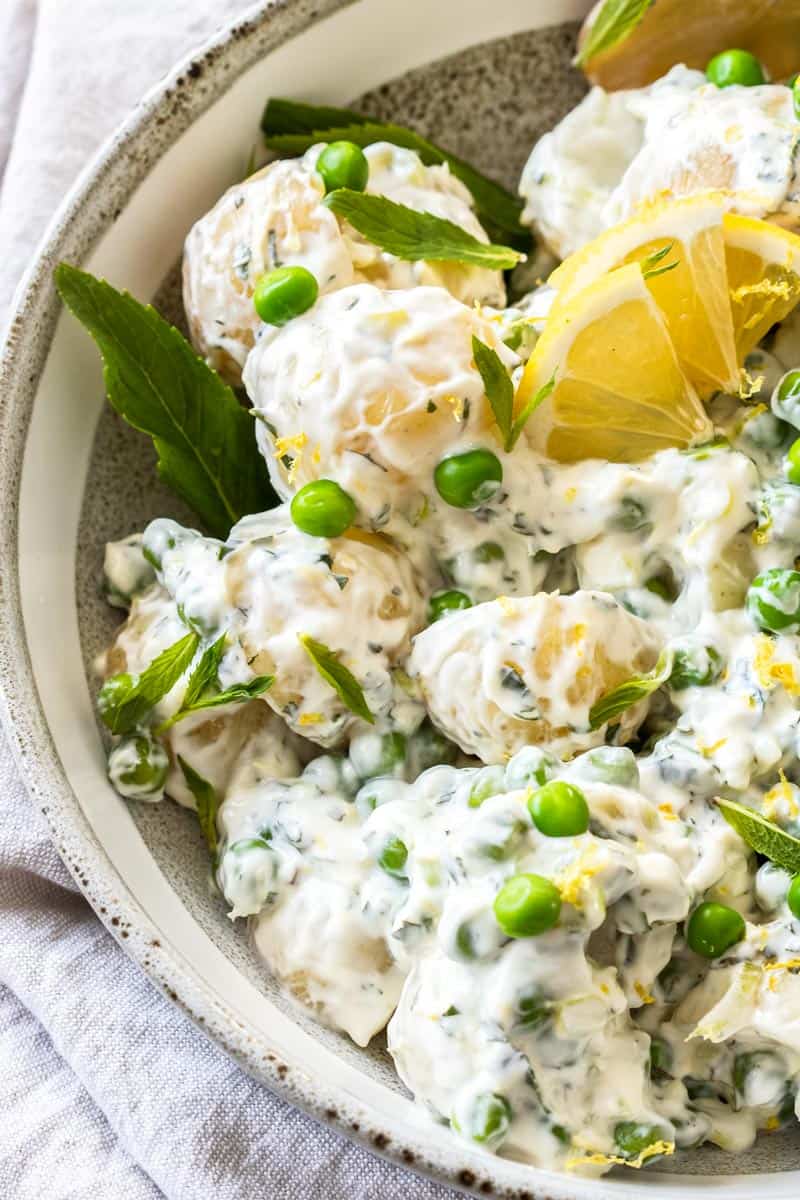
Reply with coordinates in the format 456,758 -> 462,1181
12,1 -> 800,1195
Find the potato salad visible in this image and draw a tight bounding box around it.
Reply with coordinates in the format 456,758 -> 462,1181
75,40 -> 800,1182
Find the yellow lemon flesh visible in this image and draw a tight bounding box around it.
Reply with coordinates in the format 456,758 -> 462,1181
723,213 -> 800,361
517,263 -> 713,464
549,194 -> 739,398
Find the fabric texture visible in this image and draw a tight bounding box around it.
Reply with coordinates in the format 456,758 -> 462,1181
0,5 -> 463,1197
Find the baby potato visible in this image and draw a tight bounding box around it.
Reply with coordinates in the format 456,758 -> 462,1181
183,159 -> 354,385
183,142 -> 505,386
409,590 -> 661,764
221,509 -> 427,745
243,283 -> 516,517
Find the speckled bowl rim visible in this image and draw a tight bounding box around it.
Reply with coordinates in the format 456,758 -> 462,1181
0,5 -> 786,1199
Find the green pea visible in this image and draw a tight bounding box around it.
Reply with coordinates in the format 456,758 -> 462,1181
644,576 -> 672,602
378,835 -> 408,878
316,140 -> 369,193
669,643 -> 723,690
649,1037 -> 673,1076
229,836 -> 273,857
569,746 -> 639,789
290,479 -> 356,538
514,988 -> 551,1031
253,265 -> 318,325
787,874 -> 800,919
794,76 -> 800,120
455,920 -> 477,960
107,733 -> 169,800
686,901 -> 745,959
494,873 -> 561,938
428,589 -> 472,622
528,780 -> 589,837
785,438 -> 800,485
706,48 -> 766,88
434,449 -> 503,509
772,369 -> 800,430
733,1050 -> 787,1107
746,567 -> 800,634
614,1121 -> 669,1161
611,496 -> 649,532
473,540 -> 505,564
468,764 -> 507,808
504,746 -> 559,790
453,1094 -> 512,1146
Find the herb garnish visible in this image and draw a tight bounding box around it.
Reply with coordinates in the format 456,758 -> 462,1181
641,243 -> 680,281
575,0 -> 654,67
98,633 -> 200,735
261,98 -> 529,247
323,190 -> 522,270
716,797 -> 800,875
299,634 -> 374,724
154,635 -> 273,732
588,648 -> 673,731
178,757 -> 220,857
54,264 -> 274,539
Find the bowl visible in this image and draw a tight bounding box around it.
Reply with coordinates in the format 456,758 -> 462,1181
1,2 -> 798,1195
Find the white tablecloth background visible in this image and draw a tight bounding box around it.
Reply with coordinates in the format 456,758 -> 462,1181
0,4 -> 463,1196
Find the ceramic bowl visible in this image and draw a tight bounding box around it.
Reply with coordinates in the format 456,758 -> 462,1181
1,2 -> 798,1195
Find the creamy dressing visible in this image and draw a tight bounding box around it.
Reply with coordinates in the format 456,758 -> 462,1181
98,74 -> 800,1177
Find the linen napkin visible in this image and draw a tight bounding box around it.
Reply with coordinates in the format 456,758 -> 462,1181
0,4 -> 463,1197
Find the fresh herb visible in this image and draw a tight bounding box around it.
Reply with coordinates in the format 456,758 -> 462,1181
324,190 -> 521,270
575,0 -> 654,67
588,648 -> 673,731
716,797 -> 800,875
299,633 -> 374,724
509,373 -> 557,450
472,336 -> 514,450
641,243 -> 680,281
178,756 -> 220,857
154,634 -> 275,733
261,97 -> 529,246
54,265 -> 274,539
98,632 -> 200,735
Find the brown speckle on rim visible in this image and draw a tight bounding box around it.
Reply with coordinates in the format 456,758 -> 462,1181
187,62 -> 202,78
110,916 -> 119,926
458,1171 -> 476,1188
325,1108 -> 337,1120
373,1133 -> 389,1150
150,938 -> 160,948
276,1064 -> 287,1080
479,1183 -> 493,1195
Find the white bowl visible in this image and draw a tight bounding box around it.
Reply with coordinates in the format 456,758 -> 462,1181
1,2 -> 797,1194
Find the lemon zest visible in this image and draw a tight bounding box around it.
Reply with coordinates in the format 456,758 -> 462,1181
738,368 -> 764,400
566,1141 -> 674,1171
634,981 -> 655,1004
565,487 -> 577,503
497,596 -> 517,617
298,711 -> 324,726
765,1115 -> 781,1132
444,395 -> 465,422
763,957 -> 800,973
697,737 -> 727,757
273,432 -> 308,484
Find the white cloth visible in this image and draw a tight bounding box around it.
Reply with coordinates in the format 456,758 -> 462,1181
0,5 -> 462,1197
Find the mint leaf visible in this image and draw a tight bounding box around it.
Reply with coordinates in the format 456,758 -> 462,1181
324,190 -> 521,270
98,632 -> 200,734
299,634 -> 374,724
509,372 -> 556,451
155,634 -> 273,732
472,336 -> 514,451
716,798 -> 800,875
54,264 -> 274,539
588,648 -> 673,731
178,756 -> 220,857
261,98 -> 529,246
576,0 -> 654,66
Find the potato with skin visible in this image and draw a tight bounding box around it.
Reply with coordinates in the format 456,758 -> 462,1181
243,282 -> 517,521
409,591 -> 661,764
183,142 -> 505,386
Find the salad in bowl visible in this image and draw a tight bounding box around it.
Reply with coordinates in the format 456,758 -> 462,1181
55,19 -> 800,1180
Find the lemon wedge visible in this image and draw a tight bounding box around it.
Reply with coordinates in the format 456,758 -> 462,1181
723,214 -> 800,361
549,194 -> 739,398
516,262 -> 713,463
